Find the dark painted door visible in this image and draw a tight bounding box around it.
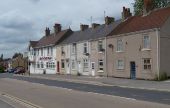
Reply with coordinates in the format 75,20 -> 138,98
57,61 -> 60,73
130,62 -> 136,79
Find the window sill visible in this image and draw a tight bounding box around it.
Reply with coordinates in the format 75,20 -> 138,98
116,51 -> 124,53
141,48 -> 151,51
116,69 -> 124,71
98,52 -> 104,54
98,70 -> 104,73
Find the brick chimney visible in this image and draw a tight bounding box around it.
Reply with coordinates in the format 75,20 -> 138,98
143,0 -> 154,15
122,7 -> 132,21
45,27 -> 50,36
105,16 -> 115,25
92,23 -> 100,29
54,23 -> 61,35
80,24 -> 89,31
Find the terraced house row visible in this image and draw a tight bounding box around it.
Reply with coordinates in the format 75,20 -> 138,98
28,2 -> 170,80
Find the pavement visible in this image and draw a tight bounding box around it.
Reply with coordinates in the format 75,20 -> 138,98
16,74 -> 170,92
0,77 -> 170,108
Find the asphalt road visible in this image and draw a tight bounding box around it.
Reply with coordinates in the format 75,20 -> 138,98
1,73 -> 170,105
0,99 -> 14,108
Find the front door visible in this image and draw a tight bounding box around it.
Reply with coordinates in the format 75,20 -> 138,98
66,63 -> 70,74
130,62 -> 136,79
57,61 -> 60,73
91,62 -> 95,76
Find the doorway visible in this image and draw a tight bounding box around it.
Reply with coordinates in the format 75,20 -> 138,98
130,61 -> 136,79
91,62 -> 95,76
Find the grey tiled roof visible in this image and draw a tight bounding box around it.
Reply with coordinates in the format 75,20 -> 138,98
59,20 -> 121,45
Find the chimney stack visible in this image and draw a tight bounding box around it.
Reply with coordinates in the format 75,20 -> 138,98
92,23 -> 100,29
105,16 -> 115,25
45,27 -> 50,36
143,0 -> 154,15
80,24 -> 89,31
122,7 -> 132,21
54,23 -> 61,35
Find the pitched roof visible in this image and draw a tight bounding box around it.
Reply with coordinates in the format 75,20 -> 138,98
59,20 -> 121,45
29,41 -> 38,48
109,7 -> 170,36
35,29 -> 72,48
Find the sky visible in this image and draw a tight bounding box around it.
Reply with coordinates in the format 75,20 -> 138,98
0,0 -> 134,58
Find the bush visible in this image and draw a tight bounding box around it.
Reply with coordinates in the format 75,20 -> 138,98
154,72 -> 168,81
0,66 -> 4,73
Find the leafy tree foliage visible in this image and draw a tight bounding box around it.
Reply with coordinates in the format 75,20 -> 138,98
12,53 -> 23,59
134,0 -> 170,15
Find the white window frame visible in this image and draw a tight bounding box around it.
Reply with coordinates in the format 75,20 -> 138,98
72,44 -> 76,54
98,59 -> 104,71
83,59 -> 89,72
83,43 -> 88,54
41,48 -> 43,56
143,58 -> 152,70
143,35 -> 150,49
117,39 -> 123,52
117,60 -> 124,70
98,40 -> 103,52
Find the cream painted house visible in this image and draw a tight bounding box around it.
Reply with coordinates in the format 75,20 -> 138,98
106,6 -> 170,80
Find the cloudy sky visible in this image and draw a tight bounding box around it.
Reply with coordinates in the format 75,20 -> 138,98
0,0 -> 134,58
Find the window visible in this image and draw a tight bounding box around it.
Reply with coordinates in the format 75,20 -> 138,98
143,59 -> 151,70
61,46 -> 64,55
61,59 -> 65,69
143,36 -> 150,49
51,47 -> 53,56
37,49 -> 39,56
98,40 -> 103,52
72,44 -> 76,54
47,47 -> 50,55
98,60 -> 104,71
37,62 -> 40,68
117,39 -> 123,52
83,59 -> 89,72
117,60 -> 124,70
41,62 -> 44,68
72,60 -> 76,70
41,48 -> 43,56
84,43 -> 88,53
46,62 -> 55,69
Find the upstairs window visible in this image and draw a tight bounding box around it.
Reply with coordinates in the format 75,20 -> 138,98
61,59 -> 65,69
117,39 -> 123,52
98,40 -> 103,52
51,47 -> 53,56
83,43 -> 88,54
143,36 -> 150,49
47,47 -> 50,55
72,44 -> 76,54
41,48 -> 43,56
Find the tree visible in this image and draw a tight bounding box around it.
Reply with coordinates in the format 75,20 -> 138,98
133,0 -> 170,15
12,53 -> 23,59
0,54 -> 3,61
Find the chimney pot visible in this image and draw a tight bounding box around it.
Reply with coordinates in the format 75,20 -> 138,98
80,24 -> 89,31
92,23 -> 100,29
45,27 -> 50,36
143,0 -> 153,15
122,7 -> 132,21
105,16 -> 115,25
54,23 -> 61,35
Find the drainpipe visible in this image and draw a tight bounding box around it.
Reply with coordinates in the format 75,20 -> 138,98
105,37 -> 108,77
156,28 -> 160,80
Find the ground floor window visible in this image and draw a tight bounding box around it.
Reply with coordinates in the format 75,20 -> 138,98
36,62 -> 40,68
61,59 -> 65,69
117,60 -> 124,70
143,58 -> 151,70
98,59 -> 104,71
46,62 -> 55,69
83,59 -> 89,72
41,62 -> 44,68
